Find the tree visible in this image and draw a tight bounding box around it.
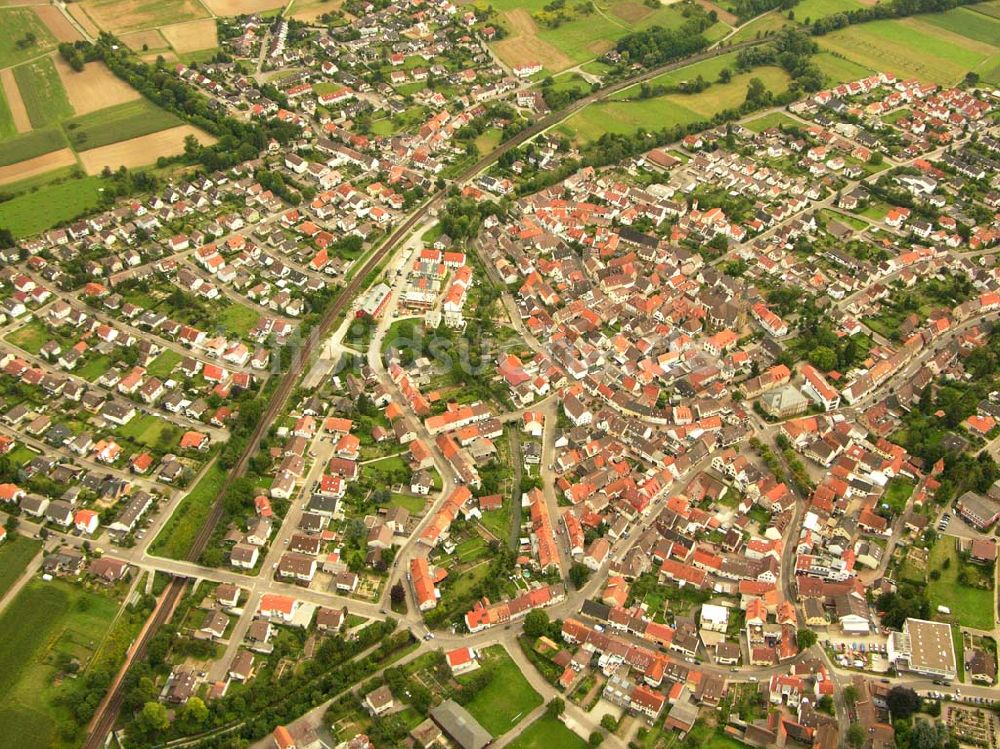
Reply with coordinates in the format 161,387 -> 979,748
589,731 -> 604,747
569,563 -> 590,589
390,583 -> 405,606
546,697 -> 565,717
523,609 -> 550,637
745,77 -> 768,106
181,696 -> 208,727
136,701 -> 169,734
886,686 -> 920,720
796,628 -> 817,650
843,684 -> 859,707
846,723 -> 866,749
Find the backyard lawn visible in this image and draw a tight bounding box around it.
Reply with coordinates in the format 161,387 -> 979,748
0,535 -> 42,600
389,492 -> 426,514
927,536 -> 994,630
460,645 -> 543,737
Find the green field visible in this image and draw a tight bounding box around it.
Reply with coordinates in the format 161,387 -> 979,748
62,99 -> 182,152
12,57 -> 74,130
564,66 -> 791,142
118,412 -> 183,450
0,127 -> 68,168
217,302 -> 259,337
729,11 -> 793,43
0,535 -> 42,600
611,51 -> 742,99
0,579 -> 121,749
818,16 -> 1000,85
507,715 -> 588,749
0,174 -> 103,238
459,645 -> 542,736
4,318 -> 51,354
150,461 -> 225,559
743,111 -> 800,132
0,8 -> 56,69
927,536 -> 994,630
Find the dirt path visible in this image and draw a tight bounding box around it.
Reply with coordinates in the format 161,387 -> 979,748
0,68 -> 30,133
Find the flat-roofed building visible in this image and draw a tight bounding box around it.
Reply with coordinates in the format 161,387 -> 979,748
888,618 -> 956,680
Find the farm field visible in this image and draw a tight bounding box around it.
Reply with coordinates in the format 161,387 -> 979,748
52,57 -> 142,116
0,535 -> 42,600
76,0 -> 211,34
484,0 -> 728,74
150,460 -> 225,559
793,0 -> 865,20
0,172 -> 104,236
201,0 -> 286,13
12,56 -> 74,129
0,579 -> 121,749
0,69 -> 29,134
78,124 -> 216,173
459,645 -> 543,736
971,0 -> 1000,19
33,5 -> 83,42
817,15 -> 1000,85
507,715 -> 588,749
926,535 -> 994,630
120,29 -> 171,52
161,18 -> 218,53
0,146 -> 77,187
63,99 -> 183,152
0,7 -> 56,69
811,50 -> 874,86
563,66 -> 791,142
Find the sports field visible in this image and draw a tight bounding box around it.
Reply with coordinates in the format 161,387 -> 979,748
818,14 -> 1000,85
12,56 -> 74,129
63,98 -> 183,151
563,65 -> 791,142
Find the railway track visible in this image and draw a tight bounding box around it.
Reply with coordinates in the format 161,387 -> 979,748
81,38 -> 764,748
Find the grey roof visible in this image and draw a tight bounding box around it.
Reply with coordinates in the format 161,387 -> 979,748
431,700 -> 492,749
